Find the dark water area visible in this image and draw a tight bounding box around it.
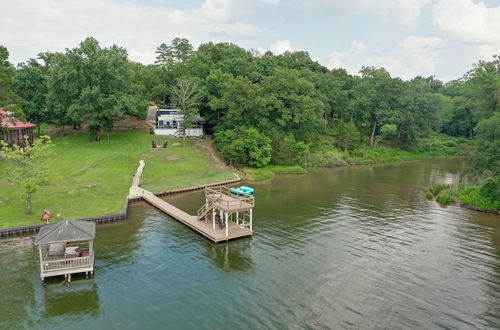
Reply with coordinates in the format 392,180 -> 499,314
1,157 -> 499,329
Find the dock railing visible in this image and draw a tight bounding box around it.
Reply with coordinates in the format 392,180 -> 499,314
41,254 -> 94,273
205,186 -> 255,210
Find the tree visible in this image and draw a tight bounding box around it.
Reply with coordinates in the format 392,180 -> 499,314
0,45 -> 17,106
0,136 -> 55,215
50,37 -> 147,140
155,38 -> 194,65
12,59 -> 49,136
350,67 -> 401,147
215,127 -> 272,167
472,113 -> 500,175
335,120 -> 360,151
171,77 -> 203,147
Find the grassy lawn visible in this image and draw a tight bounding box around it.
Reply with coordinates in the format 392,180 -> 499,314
0,129 -> 235,228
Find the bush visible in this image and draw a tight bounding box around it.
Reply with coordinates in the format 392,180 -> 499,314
214,127 -> 272,168
436,190 -> 454,204
479,176 -> 500,203
271,133 -> 309,166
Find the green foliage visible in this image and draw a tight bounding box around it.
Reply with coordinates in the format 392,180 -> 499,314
0,136 -> 55,214
334,119 -> 360,151
11,59 -> 49,135
455,185 -> 500,211
472,113 -> 500,175
270,132 -> 309,166
436,190 -> 454,204
215,127 -> 271,167
479,176 -> 500,203
0,45 -> 17,106
244,165 -> 307,181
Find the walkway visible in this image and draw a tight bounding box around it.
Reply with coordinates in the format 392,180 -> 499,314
127,160 -> 253,243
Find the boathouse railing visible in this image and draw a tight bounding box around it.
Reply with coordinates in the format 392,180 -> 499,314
41,254 -> 93,273
205,186 -> 255,210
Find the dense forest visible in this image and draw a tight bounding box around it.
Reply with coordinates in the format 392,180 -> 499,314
0,37 -> 498,203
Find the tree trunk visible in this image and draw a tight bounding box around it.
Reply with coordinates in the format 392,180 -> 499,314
370,119 -> 378,147
396,123 -> 404,140
37,124 -> 41,137
26,192 -> 32,215
95,129 -> 101,142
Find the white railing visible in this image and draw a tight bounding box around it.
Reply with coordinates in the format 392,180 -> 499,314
41,254 -> 93,273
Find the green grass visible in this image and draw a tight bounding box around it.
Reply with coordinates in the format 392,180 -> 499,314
306,134 -> 471,167
455,185 -> 500,211
244,165 -> 307,181
0,129 -> 235,228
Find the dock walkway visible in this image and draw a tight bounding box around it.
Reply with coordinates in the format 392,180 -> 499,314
128,160 -> 253,243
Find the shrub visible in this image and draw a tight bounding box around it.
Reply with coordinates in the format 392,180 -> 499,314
436,190 -> 454,204
215,127 -> 272,168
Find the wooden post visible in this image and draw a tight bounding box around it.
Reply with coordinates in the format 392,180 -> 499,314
38,246 -> 44,280
212,208 -> 215,230
225,212 -> 229,236
250,209 -> 253,232
236,212 -> 239,225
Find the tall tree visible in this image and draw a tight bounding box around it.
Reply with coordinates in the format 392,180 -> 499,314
171,77 -> 203,147
12,59 -> 49,136
0,45 -> 17,106
51,37 -> 147,140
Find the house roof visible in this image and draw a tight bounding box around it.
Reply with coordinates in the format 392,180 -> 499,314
0,109 -> 36,129
34,220 -> 96,245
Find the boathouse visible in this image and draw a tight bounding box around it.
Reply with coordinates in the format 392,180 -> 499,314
34,220 -> 95,283
0,109 -> 35,147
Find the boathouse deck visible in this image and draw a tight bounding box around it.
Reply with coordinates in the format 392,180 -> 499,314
128,160 -> 253,243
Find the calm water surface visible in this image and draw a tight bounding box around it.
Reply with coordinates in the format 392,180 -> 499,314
1,158 -> 499,329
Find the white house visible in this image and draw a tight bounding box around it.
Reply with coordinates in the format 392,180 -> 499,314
153,109 -> 204,137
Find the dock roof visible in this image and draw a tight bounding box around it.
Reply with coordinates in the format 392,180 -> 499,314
35,220 -> 96,245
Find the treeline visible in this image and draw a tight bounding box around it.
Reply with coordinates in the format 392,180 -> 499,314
0,38 -> 147,141
0,38 -> 498,176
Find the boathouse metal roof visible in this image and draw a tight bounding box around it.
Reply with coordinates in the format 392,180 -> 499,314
34,220 -> 96,245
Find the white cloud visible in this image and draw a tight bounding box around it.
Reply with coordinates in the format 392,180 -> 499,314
328,40 -> 365,69
0,0 -> 269,64
269,40 -> 295,54
328,36 -> 444,79
432,0 -> 500,44
323,0 -> 432,27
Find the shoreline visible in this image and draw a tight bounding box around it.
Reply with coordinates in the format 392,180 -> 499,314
0,178 -> 240,238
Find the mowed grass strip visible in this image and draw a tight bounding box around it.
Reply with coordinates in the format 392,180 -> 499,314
0,129 -> 235,228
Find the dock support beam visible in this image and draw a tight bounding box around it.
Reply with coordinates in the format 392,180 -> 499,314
236,212 -> 239,225
225,212 -> 229,236
212,209 -> 215,230
250,209 -> 253,232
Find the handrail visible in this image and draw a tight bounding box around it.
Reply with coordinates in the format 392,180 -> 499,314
41,254 -> 93,272
205,186 -> 255,210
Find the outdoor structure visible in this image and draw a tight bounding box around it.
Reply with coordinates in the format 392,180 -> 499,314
153,108 -> 204,137
128,161 -> 253,242
197,186 -> 254,238
0,109 -> 35,146
34,220 -> 95,283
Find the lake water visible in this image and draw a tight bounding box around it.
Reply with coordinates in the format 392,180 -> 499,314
1,158 -> 499,329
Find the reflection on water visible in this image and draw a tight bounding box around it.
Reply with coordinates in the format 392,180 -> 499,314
1,157 -> 499,329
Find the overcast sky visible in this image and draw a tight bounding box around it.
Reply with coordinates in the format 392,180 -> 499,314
1,0 -> 499,81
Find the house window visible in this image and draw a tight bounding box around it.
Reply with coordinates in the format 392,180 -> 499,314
158,120 -> 164,128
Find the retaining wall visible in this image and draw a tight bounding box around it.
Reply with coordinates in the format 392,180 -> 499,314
0,179 -> 241,238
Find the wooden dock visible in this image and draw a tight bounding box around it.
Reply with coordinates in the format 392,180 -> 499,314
128,160 -> 253,243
